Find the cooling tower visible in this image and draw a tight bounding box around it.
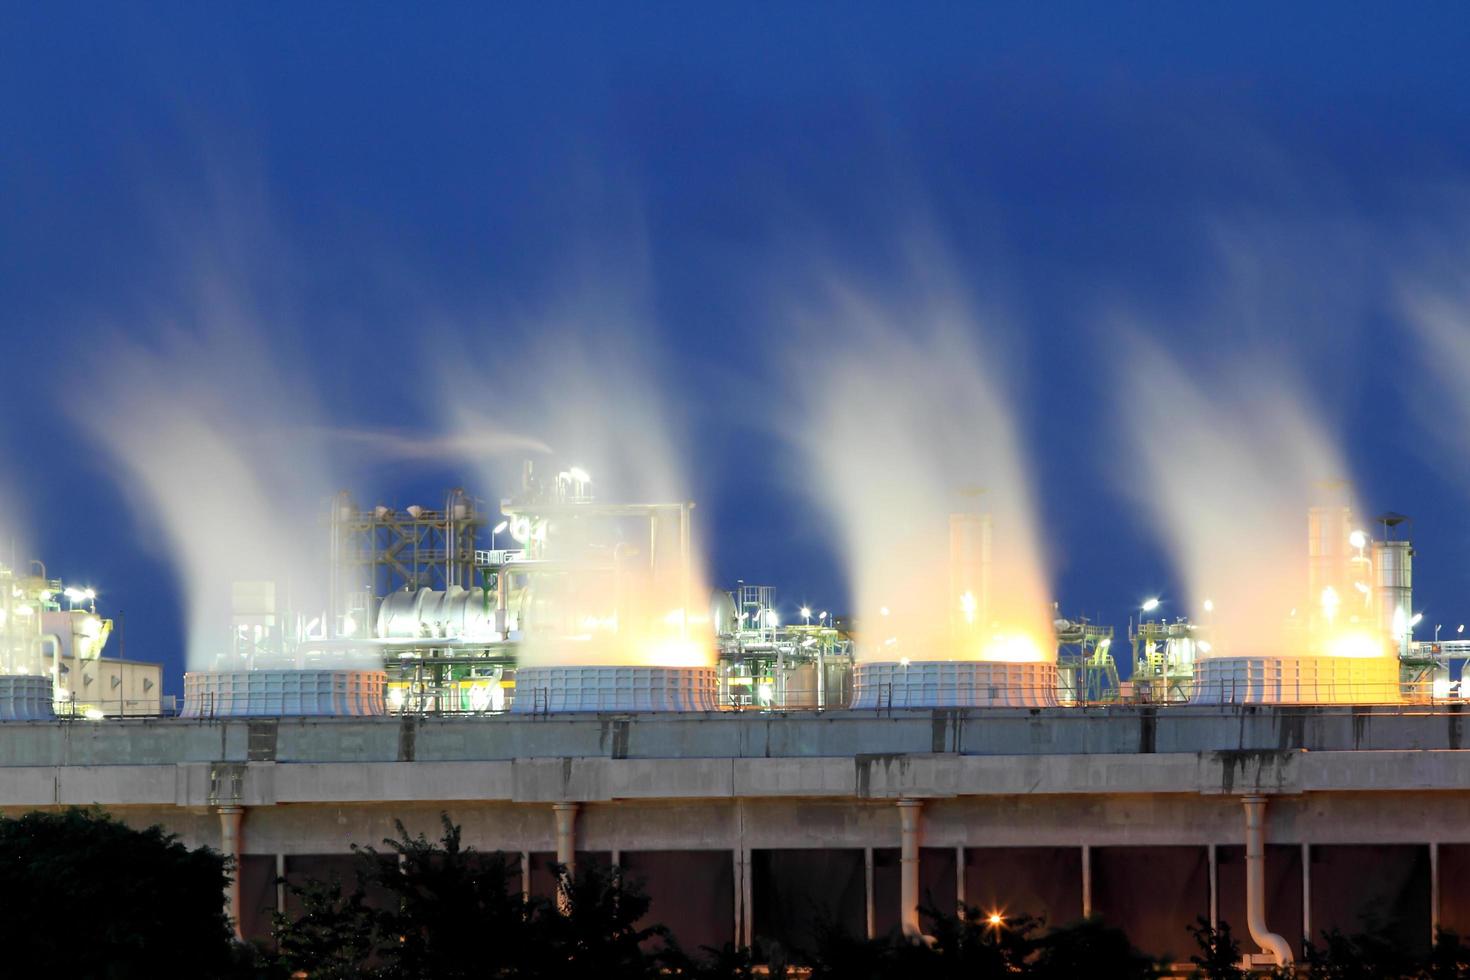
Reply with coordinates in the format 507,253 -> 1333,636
850,660 -> 1058,709
510,665 -> 718,713
181,669 -> 387,718
1190,655 -> 1400,705
0,676 -> 55,721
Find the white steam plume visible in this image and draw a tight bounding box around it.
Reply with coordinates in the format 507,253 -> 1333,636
1115,336 -> 1368,657
70,325 -> 361,670
784,280 -> 1054,663
443,304 -> 713,669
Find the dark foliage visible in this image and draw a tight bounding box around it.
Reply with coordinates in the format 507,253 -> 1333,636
1188,916 -> 1246,979
0,807 -> 238,979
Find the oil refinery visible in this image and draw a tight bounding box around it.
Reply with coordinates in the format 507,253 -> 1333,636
2,466 -> 1469,969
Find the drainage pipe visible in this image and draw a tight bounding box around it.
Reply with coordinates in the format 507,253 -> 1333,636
1243,795 -> 1292,967
218,805 -> 245,940
897,799 -> 923,938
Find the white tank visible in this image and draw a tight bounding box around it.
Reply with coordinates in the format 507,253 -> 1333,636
375,586 -> 496,641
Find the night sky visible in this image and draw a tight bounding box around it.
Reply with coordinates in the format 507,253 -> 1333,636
5,5 -> 1470,689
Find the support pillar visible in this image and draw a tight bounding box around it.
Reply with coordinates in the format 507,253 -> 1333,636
1431,841 -> 1441,947
1302,842 -> 1312,949
955,845 -> 966,916
864,846 -> 876,938
1243,796 -> 1292,967
275,853 -> 286,923
1081,844 -> 1092,918
897,799 -> 924,939
217,805 -> 244,941
1208,843 -> 1218,930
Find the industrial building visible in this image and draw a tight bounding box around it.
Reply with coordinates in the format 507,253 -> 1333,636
3,468 -> 1468,969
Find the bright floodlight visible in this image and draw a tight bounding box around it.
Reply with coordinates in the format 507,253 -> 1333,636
1202,598 -> 1214,613
987,912 -> 1004,927
492,520 -> 509,534
63,587 -> 85,602
1460,625 -> 1466,634
1349,529 -> 1368,550
1411,613 -> 1424,628
763,609 -> 778,628
800,606 -> 811,618
1141,597 -> 1160,612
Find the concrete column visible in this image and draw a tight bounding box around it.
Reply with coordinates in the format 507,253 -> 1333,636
275,853 -> 286,923
864,846 -> 876,938
1208,843 -> 1218,930
955,845 -> 966,916
1301,842 -> 1312,949
1431,841 -> 1440,946
218,805 -> 244,940
1081,844 -> 1092,918
1242,796 -> 1291,967
733,849 -> 744,947
897,799 -> 924,938
553,802 -> 578,911
740,847 -> 753,948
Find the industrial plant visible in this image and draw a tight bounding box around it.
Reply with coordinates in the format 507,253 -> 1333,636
1,463 -> 1467,971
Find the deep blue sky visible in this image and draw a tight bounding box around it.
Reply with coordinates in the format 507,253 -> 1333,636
5,5 -> 1470,688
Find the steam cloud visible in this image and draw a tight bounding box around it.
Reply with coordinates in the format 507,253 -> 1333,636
442,300 -> 714,669
71,325 -> 362,671
1115,337 -> 1366,657
783,279 -> 1055,663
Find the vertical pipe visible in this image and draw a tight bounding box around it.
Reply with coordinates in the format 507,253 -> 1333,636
1431,841 -> 1441,947
553,802 -> 578,911
1302,842 -> 1312,950
1081,844 -> 1092,918
897,799 -> 923,938
1243,796 -> 1292,966
1208,843 -> 1218,930
520,850 -> 531,904
218,805 -> 245,941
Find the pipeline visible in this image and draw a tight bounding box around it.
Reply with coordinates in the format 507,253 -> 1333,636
1243,795 -> 1293,967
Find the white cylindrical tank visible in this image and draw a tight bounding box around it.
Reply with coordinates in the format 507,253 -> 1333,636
1374,539 -> 1412,658
375,586 -> 496,641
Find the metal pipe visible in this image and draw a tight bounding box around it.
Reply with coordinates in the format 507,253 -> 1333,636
1243,796 -> 1292,966
553,802 -> 578,911
218,805 -> 245,940
898,799 -> 923,938
955,845 -> 966,916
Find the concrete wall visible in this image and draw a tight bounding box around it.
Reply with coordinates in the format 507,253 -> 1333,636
4,706 -> 1470,959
